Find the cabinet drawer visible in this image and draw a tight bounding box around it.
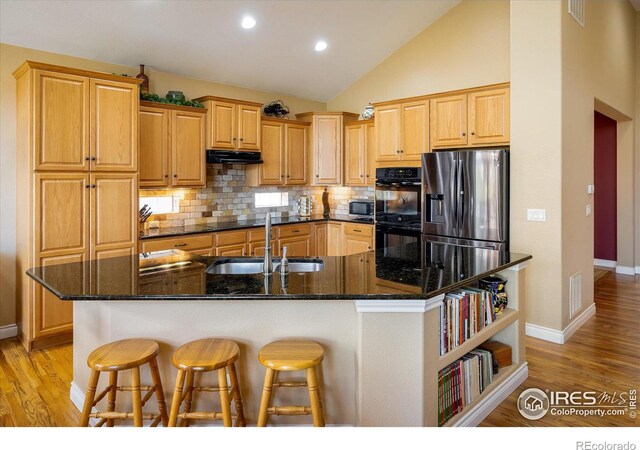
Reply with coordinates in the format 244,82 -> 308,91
278,223 -> 311,238
140,234 -> 213,252
343,223 -> 374,237
216,230 -> 248,246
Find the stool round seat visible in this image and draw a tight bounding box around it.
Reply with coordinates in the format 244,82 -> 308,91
259,339 -> 324,371
88,339 -> 159,371
171,338 -> 239,372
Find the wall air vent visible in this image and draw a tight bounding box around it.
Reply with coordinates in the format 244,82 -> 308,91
569,271 -> 583,319
568,0 -> 585,27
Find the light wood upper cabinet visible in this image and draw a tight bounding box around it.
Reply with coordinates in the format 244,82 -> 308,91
195,96 -> 262,152
245,118 -> 309,187
139,102 -> 206,188
344,120 -> 375,186
90,79 -> 138,172
285,123 -> 308,185
35,173 -> 89,256
430,94 -> 467,149
375,101 -> 428,162
171,109 -> 206,187
468,88 -> 510,146
139,106 -> 170,187
34,70 -> 90,171
430,86 -> 509,149
90,173 -> 138,259
297,112 -> 359,186
401,101 -> 429,160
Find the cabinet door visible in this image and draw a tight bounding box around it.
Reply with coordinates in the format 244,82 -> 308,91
249,240 -> 278,257
430,95 -> 467,149
327,222 -> 343,256
259,122 -> 285,185
468,88 -> 510,146
285,123 -> 308,185
279,236 -> 311,257
344,236 -> 373,255
401,101 -> 429,160
209,101 -> 236,149
313,115 -> 342,185
217,244 -> 247,257
344,124 -> 366,186
34,70 -> 90,171
173,269 -> 206,294
139,106 -> 170,187
365,123 -> 376,185
90,79 -> 138,171
90,173 -> 138,259
35,173 -> 89,256
33,253 -> 84,338
314,223 -> 328,256
237,104 -> 261,150
171,110 -> 206,187
375,105 -> 401,161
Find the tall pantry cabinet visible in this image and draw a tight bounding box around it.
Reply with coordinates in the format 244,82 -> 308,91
13,61 -> 140,351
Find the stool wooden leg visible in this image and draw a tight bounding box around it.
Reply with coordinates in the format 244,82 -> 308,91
306,367 -> 325,427
131,367 -> 143,427
181,370 -> 195,427
257,368 -> 275,427
218,367 -> 232,427
149,357 -> 168,427
228,362 -> 246,427
80,369 -> 100,427
106,371 -> 118,427
168,369 -> 186,427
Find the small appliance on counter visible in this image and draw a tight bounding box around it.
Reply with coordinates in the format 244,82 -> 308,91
349,200 -> 374,217
298,195 -> 313,217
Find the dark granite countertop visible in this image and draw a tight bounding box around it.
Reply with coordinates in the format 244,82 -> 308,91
27,241 -> 531,301
139,214 -> 374,240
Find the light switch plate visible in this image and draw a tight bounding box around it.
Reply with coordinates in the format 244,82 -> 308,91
586,205 -> 592,216
527,209 -> 546,222
587,185 -> 595,194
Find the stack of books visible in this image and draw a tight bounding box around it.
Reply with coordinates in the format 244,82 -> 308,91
439,288 -> 496,355
438,348 -> 494,426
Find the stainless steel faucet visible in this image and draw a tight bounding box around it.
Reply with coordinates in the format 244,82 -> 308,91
263,213 -> 272,275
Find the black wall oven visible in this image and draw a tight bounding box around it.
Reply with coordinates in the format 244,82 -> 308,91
375,167 -> 422,253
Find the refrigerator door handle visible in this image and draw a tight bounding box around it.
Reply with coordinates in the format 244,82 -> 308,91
451,157 -> 458,235
459,159 -> 465,235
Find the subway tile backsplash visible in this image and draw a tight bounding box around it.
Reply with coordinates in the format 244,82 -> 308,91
140,164 -> 374,228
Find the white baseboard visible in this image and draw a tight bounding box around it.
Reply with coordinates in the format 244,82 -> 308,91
616,265 -> 636,275
0,323 -> 18,340
593,259 -> 616,268
636,266 -> 640,275
452,363 -> 529,427
526,303 -> 596,344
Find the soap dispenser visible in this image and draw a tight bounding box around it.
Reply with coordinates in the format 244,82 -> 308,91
280,246 -> 289,276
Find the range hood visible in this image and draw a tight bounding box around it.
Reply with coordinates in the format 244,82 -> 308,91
206,150 -> 263,164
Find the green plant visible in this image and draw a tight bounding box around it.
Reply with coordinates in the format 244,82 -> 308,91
140,92 -> 204,108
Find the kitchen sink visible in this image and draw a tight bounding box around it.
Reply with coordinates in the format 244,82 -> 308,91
206,258 -> 324,275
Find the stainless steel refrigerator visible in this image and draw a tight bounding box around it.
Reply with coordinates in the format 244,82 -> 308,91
421,148 -> 509,250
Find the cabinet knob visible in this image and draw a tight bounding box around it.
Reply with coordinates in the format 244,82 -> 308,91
366,174 -> 370,178
360,175 -> 364,178
315,175 -> 319,178
240,138 -> 244,141
287,175 -> 290,178
462,132 -> 466,137
164,174 -> 169,178
174,174 -> 178,178
84,157 -> 90,161
91,184 -> 96,189
471,131 -> 475,136
85,184 -> 90,189
90,156 -> 96,161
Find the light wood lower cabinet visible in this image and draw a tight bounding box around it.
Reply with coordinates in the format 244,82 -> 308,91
327,222 -> 344,256
277,223 -> 312,256
342,223 -> 374,255
314,223 -> 328,256
140,233 -> 214,253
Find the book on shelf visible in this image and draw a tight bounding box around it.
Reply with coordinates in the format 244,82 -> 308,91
438,347 -> 494,426
439,287 -> 497,356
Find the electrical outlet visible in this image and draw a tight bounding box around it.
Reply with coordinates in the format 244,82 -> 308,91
527,209 -> 546,222
586,205 -> 592,216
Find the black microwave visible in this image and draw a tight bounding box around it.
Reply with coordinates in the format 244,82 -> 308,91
349,201 -> 374,216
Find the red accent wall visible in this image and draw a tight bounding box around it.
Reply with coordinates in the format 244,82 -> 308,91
593,111 -> 616,261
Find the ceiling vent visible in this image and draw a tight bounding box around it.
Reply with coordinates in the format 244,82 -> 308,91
568,0 -> 585,27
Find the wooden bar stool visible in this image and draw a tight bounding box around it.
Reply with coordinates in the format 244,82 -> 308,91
80,339 -> 168,427
257,339 -> 325,427
168,338 -> 246,427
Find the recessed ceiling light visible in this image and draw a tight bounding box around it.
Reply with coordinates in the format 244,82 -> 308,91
314,40 -> 328,52
241,16 -> 256,29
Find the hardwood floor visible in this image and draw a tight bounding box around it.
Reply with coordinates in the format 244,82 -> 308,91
0,269 -> 638,427
482,268 -> 639,426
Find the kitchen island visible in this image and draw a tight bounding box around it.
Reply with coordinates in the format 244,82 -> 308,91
27,241 -> 531,427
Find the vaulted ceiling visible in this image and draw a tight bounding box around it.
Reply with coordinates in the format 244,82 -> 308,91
0,0 -> 460,101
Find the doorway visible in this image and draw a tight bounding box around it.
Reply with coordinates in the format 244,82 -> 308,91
593,111 -> 617,267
